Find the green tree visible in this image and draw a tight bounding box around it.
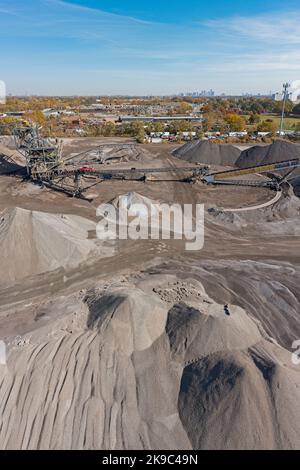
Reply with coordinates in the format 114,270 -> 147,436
224,114 -> 246,132
249,102 -> 264,114
149,121 -> 165,133
292,103 -> 300,115
168,120 -> 193,133
130,121 -> 145,143
257,120 -> 277,133
248,113 -> 260,124
272,100 -> 293,115
102,121 -> 116,136
23,110 -> 45,126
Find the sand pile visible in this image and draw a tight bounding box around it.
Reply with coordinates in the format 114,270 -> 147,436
236,140 -> 300,168
291,176 -> 300,197
207,188 -> 300,237
98,144 -> 143,164
111,191 -> 157,213
0,136 -> 15,150
68,144 -> 151,165
178,342 -> 300,449
0,154 -> 23,175
0,273 -> 300,449
0,138 -> 25,169
262,184 -> 300,220
173,140 -> 240,166
193,259 -> 300,349
98,191 -> 199,239
96,192 -> 159,236
0,207 -> 113,285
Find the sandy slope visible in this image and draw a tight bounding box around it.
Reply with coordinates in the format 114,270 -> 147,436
0,275 -> 299,449
0,207 -> 114,285
0,139 -> 300,450
207,185 -> 300,237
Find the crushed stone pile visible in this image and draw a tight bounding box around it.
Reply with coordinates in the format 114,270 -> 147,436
173,140 -> 240,166
98,145 -> 143,163
291,176 -> 300,197
236,140 -> 300,168
68,144 -> 152,165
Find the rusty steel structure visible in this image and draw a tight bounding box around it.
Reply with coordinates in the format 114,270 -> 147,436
13,126 -> 64,180
8,125 -> 299,200
11,125 -> 210,199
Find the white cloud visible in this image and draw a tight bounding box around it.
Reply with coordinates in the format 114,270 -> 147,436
203,11 -> 300,44
198,10 -> 300,79
44,0 -> 159,25
0,6 -> 18,15
3,4 -> 300,94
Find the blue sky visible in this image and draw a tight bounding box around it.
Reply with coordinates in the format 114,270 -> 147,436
1,0 -> 300,95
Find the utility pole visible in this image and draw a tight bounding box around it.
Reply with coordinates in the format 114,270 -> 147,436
279,82 -> 290,135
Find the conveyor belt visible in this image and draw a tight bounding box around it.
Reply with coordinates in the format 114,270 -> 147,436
210,179 -> 278,188
53,165 -> 207,179
205,158 -> 300,182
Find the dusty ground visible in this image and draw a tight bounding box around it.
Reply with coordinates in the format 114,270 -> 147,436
0,137 -> 300,450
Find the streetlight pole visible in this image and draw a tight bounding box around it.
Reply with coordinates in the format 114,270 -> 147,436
279,82 -> 290,135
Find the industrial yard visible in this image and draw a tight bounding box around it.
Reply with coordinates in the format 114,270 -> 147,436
2,0 -> 300,457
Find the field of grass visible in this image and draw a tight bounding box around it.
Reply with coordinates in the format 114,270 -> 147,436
243,113 -> 300,130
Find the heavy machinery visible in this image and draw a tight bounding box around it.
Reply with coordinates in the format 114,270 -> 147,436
13,126 -> 63,179
6,124 -> 300,199
9,125 -> 209,198
202,158 -> 300,189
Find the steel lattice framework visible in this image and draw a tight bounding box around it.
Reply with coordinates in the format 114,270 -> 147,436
8,125 -> 298,200
13,126 -> 64,180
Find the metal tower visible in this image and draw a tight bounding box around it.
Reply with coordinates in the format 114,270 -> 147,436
279,82 -> 290,135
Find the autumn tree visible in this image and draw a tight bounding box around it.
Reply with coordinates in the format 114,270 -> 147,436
294,122 -> 300,131
167,120 -> 194,133
202,111 -> 226,132
272,100 -> 293,115
248,113 -> 260,124
127,121 -> 145,143
224,114 -> 246,132
23,110 -> 45,126
257,120 -> 277,133
176,102 -> 193,115
148,121 -> 165,133
248,102 -> 264,114
102,121 -> 116,136
292,103 -> 300,115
